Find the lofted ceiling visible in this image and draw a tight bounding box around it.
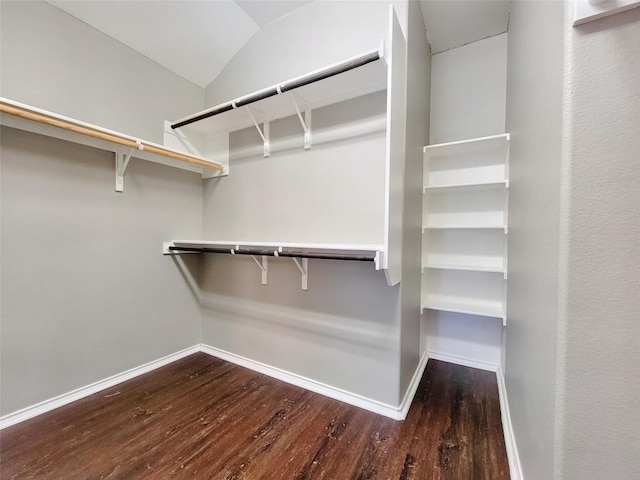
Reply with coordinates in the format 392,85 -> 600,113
46,0 -> 510,89
419,0 -> 511,53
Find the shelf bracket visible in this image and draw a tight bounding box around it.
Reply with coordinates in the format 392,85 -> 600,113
290,93 -> 311,150
291,257 -> 309,291
246,106 -> 270,157
114,143 -> 141,192
250,255 -> 268,285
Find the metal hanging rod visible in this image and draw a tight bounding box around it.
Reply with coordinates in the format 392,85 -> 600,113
170,50 -> 382,131
167,246 -> 376,262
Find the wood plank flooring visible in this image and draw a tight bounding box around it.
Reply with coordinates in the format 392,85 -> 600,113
0,353 -> 509,479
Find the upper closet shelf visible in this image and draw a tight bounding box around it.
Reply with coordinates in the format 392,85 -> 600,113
423,133 -> 510,154
170,45 -> 387,137
0,97 -> 224,192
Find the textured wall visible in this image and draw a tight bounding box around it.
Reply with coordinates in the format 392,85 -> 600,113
557,6 -> 640,479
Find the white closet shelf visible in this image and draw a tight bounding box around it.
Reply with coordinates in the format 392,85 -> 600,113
423,133 -> 510,154
422,263 -> 507,278
423,225 -> 508,233
164,240 -> 384,267
0,97 -> 224,189
171,45 -> 387,136
421,296 -> 506,323
423,180 -> 508,193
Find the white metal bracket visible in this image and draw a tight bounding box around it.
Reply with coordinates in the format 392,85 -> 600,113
246,106 -> 270,157
290,93 -> 312,150
250,255 -> 269,285
114,142 -> 142,192
291,257 -> 309,291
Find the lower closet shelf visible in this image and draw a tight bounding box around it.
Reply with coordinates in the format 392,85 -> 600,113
163,240 -> 384,263
421,296 -> 506,323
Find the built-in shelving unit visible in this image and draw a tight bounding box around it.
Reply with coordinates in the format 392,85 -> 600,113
165,5 -> 407,287
421,134 -> 510,324
0,98 -> 224,192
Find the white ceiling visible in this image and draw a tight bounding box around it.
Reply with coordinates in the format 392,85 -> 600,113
46,1 -> 510,89
420,1 -> 511,54
46,0 -> 310,88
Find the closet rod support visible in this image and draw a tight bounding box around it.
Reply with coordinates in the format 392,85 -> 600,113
290,94 -> 312,150
251,255 -> 269,285
115,143 -> 141,192
291,257 -> 309,290
246,107 -> 270,157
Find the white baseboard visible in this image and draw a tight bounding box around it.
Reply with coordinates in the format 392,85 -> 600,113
427,350 -> 498,372
0,345 -> 200,430
397,350 -> 429,419
199,343 -> 410,420
497,367 -> 523,480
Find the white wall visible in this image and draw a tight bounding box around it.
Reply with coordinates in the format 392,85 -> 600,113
557,6 -> 640,479
505,2 -> 565,478
0,0 -> 204,415
429,33 -> 507,144
199,1 -> 422,407
424,33 -> 508,367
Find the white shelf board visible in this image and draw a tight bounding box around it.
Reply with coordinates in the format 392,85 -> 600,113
422,263 -> 507,277
423,133 -> 509,154
174,47 -> 387,136
423,225 -> 507,233
0,97 -> 223,176
421,295 -> 505,322
424,180 -> 508,193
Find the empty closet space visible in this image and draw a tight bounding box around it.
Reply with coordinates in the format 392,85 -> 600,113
1,1 -> 515,479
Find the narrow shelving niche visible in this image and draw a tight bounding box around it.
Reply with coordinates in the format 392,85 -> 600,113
421,134 -> 510,324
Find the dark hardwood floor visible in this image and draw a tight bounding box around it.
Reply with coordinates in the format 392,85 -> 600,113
0,353 -> 509,479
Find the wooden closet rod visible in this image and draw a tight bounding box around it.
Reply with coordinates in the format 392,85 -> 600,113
0,102 -> 224,172
168,246 -> 377,262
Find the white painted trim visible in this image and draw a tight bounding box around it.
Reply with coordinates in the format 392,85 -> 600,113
497,367 -> 524,480
0,345 -> 200,430
199,343 -> 406,420
397,350 -> 429,419
427,350 -> 498,372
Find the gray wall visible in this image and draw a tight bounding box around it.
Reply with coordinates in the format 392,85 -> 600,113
0,1 -> 204,414
505,2 -> 564,479
200,1 -> 420,407
399,0 -> 430,396
557,6 -> 640,479
0,0 -> 203,143
506,3 -> 640,479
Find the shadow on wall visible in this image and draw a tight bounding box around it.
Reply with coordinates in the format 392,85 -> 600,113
173,252 -> 400,355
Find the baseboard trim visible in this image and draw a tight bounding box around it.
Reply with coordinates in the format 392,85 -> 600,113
199,343 -> 407,420
397,350 -> 429,419
1,344 -> 439,429
427,351 -> 498,372
0,345 -> 200,430
496,367 -> 524,480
